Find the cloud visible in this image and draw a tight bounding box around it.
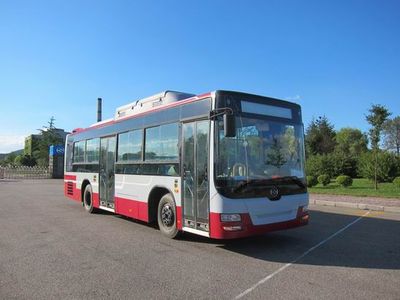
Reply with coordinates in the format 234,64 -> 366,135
0,135 -> 25,153
285,95 -> 302,101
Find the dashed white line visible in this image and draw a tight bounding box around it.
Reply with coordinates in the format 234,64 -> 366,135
234,210 -> 371,299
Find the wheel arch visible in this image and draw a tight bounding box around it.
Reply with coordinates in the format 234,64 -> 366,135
147,185 -> 175,223
81,179 -> 91,202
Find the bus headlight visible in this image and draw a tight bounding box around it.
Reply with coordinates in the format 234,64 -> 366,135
221,214 -> 241,222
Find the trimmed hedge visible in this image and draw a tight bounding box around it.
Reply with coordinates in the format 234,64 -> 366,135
306,175 -> 318,187
394,177 -> 400,188
336,175 -> 353,187
317,174 -> 331,186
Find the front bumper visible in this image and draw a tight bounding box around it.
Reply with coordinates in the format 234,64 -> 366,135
209,208 -> 309,239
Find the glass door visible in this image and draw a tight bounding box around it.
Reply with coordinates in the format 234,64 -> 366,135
182,120 -> 209,231
99,136 -> 116,210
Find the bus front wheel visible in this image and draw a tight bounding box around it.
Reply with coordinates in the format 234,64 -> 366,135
157,194 -> 179,238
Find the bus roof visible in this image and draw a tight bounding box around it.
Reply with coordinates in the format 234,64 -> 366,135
71,91 -> 211,135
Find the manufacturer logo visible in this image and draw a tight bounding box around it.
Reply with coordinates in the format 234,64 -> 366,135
270,186 -> 279,198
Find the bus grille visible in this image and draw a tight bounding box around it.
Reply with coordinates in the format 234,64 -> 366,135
67,182 -> 74,195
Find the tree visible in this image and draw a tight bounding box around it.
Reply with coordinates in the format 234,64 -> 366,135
305,153 -> 335,178
36,117 -> 64,167
21,155 -> 36,166
305,116 -> 336,156
335,128 -> 368,157
4,153 -> 17,166
333,128 -> 368,177
358,151 -> 399,183
365,104 -> 391,189
14,155 -> 23,166
331,151 -> 358,178
366,104 -> 391,151
383,116 -> 400,156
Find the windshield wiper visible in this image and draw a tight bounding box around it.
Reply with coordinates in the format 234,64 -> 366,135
268,176 -> 306,188
233,176 -> 305,192
233,179 -> 256,192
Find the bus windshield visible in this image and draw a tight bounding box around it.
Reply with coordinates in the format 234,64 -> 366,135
215,115 -> 306,198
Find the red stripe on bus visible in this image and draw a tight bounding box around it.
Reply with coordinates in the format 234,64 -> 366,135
64,174 -> 77,180
114,196 -> 183,228
64,181 -> 81,202
176,206 -> 182,230
92,192 -> 100,208
115,196 -> 149,222
209,210 -> 309,239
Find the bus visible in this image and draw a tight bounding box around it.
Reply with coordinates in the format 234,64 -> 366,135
64,90 -> 309,239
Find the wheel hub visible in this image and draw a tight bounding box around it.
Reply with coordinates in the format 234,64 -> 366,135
161,204 -> 174,227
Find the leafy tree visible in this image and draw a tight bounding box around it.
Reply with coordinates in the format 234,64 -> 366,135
3,153 -> 17,166
358,151 -> 399,183
21,155 -> 36,166
331,151 -> 358,178
14,155 -> 23,166
305,116 -> 336,156
366,104 -> 391,150
305,153 -> 335,178
383,116 -> 400,156
365,104 -> 391,189
332,128 -> 368,177
335,128 -> 368,157
36,117 -> 64,167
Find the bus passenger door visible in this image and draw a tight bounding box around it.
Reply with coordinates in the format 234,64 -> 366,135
182,120 -> 209,232
99,136 -> 116,210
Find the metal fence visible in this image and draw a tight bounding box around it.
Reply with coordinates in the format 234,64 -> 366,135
0,166 -> 51,179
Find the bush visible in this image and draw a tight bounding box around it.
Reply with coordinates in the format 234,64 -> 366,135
336,175 -> 353,187
358,151 -> 399,182
317,174 -> 331,186
331,151 -> 359,178
394,177 -> 400,188
306,154 -> 335,178
306,175 -> 318,187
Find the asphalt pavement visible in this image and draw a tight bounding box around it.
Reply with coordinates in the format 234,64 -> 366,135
0,179 -> 399,299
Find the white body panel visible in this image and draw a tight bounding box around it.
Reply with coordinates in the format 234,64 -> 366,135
115,174 -> 181,205
65,172 -> 99,193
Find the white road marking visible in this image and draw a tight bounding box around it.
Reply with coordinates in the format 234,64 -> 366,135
234,210 -> 371,299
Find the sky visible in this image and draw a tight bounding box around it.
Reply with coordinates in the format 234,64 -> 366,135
0,0 -> 399,153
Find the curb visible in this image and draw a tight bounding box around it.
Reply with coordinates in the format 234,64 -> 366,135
310,199 -> 400,213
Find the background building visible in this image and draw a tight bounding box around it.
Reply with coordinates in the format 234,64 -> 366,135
24,134 -> 42,156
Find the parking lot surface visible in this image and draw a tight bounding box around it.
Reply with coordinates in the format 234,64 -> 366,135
0,180 -> 399,299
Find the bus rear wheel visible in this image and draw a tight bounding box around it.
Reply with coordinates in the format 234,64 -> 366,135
157,193 -> 179,238
83,184 -> 96,214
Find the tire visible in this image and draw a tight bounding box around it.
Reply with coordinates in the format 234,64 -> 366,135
83,184 -> 96,214
157,193 -> 179,238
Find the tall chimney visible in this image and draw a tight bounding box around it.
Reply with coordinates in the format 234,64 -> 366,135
97,98 -> 102,122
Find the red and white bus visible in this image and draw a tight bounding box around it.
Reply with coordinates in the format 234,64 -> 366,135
64,90 -> 309,239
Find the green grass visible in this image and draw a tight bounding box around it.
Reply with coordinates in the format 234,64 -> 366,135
308,178 -> 400,199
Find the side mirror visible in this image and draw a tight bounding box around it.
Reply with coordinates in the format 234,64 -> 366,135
224,113 -> 236,137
